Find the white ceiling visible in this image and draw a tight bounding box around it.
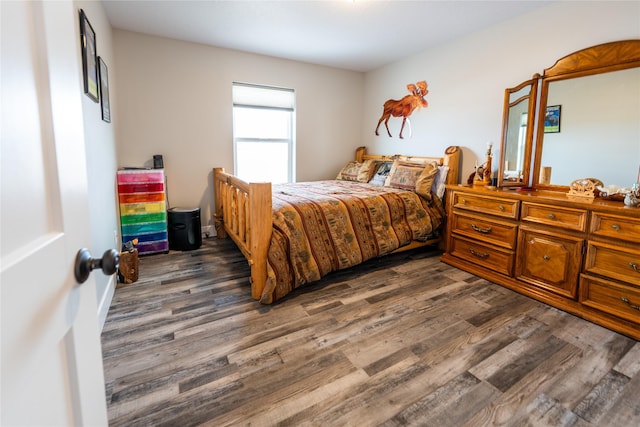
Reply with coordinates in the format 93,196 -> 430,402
103,0 -> 552,72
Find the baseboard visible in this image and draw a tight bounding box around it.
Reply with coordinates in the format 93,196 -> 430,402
97,275 -> 115,333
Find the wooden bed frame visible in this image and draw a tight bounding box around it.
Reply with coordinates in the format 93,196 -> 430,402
213,146 -> 461,300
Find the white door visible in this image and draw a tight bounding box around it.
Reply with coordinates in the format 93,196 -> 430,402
1,1 -> 109,425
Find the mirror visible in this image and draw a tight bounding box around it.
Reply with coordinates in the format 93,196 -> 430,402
498,78 -> 538,187
532,40 -> 640,191
537,68 -> 639,186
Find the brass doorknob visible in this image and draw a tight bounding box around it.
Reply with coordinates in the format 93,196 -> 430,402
74,248 -> 119,284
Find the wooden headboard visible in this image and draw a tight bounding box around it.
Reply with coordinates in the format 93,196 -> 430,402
355,145 -> 461,186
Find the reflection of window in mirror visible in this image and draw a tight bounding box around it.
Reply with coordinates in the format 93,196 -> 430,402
515,112 -> 527,180
503,112 -> 527,182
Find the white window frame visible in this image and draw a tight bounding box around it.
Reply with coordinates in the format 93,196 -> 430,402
232,82 -> 296,183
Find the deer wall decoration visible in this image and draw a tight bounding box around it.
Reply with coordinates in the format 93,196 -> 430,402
375,81 -> 428,139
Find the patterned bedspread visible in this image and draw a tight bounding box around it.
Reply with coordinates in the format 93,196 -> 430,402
260,180 -> 445,304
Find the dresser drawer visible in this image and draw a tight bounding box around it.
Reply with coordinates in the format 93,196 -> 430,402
580,274 -> 640,324
515,227 -> 583,299
590,213 -> 640,244
449,235 -> 514,276
452,192 -> 519,219
585,241 -> 640,285
450,212 -> 518,250
521,202 -> 587,232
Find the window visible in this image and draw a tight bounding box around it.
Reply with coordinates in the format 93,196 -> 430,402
232,83 -> 295,183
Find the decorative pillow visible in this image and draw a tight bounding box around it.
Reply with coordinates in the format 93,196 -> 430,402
336,159 -> 377,182
385,160 -> 439,199
431,165 -> 450,199
368,161 -> 393,186
415,162 -> 439,199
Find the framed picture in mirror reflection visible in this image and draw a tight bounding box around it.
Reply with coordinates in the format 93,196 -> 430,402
544,105 -> 561,133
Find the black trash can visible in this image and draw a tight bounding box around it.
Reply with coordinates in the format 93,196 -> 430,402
168,207 -> 202,251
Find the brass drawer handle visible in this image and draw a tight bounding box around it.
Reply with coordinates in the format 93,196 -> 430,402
498,205 -> 505,211
469,248 -> 489,258
630,262 -> 639,273
611,224 -> 620,231
471,223 -> 492,234
461,198 -> 467,204
547,213 -> 555,219
543,255 -> 550,261
621,297 -> 640,311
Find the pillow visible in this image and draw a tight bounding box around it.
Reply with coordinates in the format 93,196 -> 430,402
415,162 -> 439,199
431,165 -> 450,199
336,159 -> 377,182
368,161 -> 393,186
385,160 -> 439,199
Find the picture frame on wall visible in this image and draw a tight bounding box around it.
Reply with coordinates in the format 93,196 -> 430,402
98,57 -> 111,122
544,105 -> 561,133
79,9 -> 99,102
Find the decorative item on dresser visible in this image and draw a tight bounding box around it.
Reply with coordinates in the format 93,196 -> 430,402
443,39 -> 640,340
567,177 -> 602,199
214,145 -> 461,303
472,142 -> 494,186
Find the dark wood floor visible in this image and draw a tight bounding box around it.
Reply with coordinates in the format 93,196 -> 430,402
101,238 -> 640,427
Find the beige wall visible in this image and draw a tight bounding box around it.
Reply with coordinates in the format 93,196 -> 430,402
113,2 -> 640,219
75,0 -> 119,328
113,32 -> 364,229
362,1 -> 640,182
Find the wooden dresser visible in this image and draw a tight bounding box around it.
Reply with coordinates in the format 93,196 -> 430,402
441,185 -> 640,340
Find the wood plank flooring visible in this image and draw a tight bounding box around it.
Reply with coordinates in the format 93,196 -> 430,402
101,238 -> 640,426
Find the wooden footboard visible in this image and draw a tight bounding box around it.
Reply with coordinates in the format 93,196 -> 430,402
214,146 -> 460,301
213,169 -> 272,300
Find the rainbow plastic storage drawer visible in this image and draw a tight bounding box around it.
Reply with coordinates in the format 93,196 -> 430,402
117,169 -> 168,255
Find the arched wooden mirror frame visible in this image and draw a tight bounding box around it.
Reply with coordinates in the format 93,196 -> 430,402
532,39 -> 640,192
497,76 -> 539,188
